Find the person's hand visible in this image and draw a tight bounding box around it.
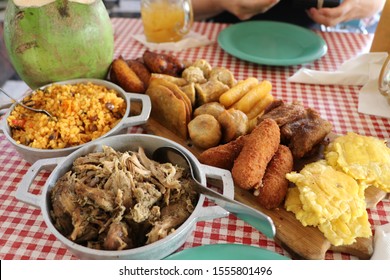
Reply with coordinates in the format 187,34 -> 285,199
307,0 -> 386,27
220,0 -> 280,21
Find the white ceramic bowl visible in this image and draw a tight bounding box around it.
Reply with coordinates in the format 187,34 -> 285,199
16,134 -> 234,259
0,79 -> 151,166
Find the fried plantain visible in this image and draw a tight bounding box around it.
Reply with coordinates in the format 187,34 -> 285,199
127,59 -> 151,88
110,57 -> 145,93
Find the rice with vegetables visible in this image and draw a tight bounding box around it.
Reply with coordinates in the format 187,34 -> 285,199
7,83 -> 126,149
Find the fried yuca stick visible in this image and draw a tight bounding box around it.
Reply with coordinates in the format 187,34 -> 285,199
232,118 -> 280,190
246,93 -> 274,120
219,77 -> 258,107
231,80 -> 272,113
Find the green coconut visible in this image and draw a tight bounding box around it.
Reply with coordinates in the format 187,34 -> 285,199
4,0 -> 114,89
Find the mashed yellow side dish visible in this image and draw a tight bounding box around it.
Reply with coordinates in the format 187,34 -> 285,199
285,160 -> 371,246
7,83 -> 126,149
325,132 -> 390,192
285,132 -> 390,246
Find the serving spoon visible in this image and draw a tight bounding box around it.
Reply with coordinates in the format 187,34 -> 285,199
152,146 -> 276,239
0,87 -> 54,118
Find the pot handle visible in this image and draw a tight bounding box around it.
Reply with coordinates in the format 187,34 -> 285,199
15,157 -> 64,208
122,93 -> 151,127
0,119 -> 5,134
0,102 -> 12,111
0,110 -> 10,134
194,164 -> 235,221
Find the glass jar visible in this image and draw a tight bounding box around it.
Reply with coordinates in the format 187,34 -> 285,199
141,0 -> 193,43
379,55 -> 390,105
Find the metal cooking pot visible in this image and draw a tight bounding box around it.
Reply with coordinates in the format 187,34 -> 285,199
0,79 -> 151,166
16,134 -> 234,259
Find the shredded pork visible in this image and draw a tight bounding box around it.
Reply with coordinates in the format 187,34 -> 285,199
50,146 -> 197,250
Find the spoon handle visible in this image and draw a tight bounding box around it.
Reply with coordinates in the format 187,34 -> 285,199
0,87 -> 53,118
193,182 -> 276,238
0,87 -> 19,103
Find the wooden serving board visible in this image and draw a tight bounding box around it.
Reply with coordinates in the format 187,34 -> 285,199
131,104 -> 387,259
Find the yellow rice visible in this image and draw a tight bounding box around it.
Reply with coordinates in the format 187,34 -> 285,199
7,83 -> 126,149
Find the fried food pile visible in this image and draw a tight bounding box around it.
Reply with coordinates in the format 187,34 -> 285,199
285,132 -> 390,246
50,146 -> 197,250
107,51 -> 390,248
109,50 -> 274,148
144,58 -> 256,144
187,78 -> 274,148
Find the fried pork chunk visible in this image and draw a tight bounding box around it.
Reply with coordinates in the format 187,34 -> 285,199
50,146 -> 197,250
258,101 -> 332,159
281,108 -> 333,159
258,101 -> 306,126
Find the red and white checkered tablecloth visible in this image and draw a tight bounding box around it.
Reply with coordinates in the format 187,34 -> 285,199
0,18 -> 389,260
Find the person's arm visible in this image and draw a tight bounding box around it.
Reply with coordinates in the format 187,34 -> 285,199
307,0 -> 386,27
192,0 -> 225,20
192,0 -> 280,21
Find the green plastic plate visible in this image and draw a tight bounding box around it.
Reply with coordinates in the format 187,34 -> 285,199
164,244 -> 290,260
218,21 -> 327,66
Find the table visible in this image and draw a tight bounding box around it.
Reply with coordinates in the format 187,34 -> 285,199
1,18 -> 389,260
